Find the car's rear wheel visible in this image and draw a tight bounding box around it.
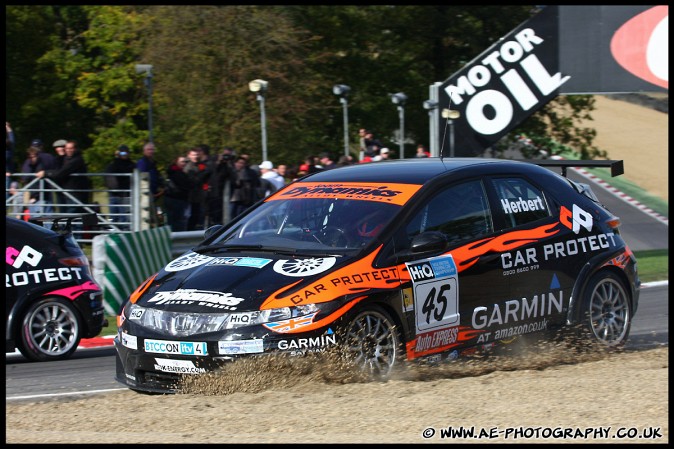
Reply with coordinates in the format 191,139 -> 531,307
341,305 -> 403,379
17,297 -> 83,362
575,271 -> 632,349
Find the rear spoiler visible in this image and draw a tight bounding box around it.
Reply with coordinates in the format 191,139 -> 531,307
517,159 -> 624,178
28,213 -> 98,235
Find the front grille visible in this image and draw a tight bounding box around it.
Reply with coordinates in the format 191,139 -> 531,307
139,370 -> 182,392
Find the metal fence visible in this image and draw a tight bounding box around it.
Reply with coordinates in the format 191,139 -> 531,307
7,171 -> 212,312
6,170 -> 157,245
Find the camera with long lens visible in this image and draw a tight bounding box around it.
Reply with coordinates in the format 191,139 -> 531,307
218,150 -> 235,165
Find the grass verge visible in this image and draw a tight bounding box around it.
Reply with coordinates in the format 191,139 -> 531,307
556,147 -> 668,218
581,166 -> 668,218
633,249 -> 669,283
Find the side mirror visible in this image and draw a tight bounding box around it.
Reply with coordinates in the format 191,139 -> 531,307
394,231 -> 448,263
410,231 -> 448,254
203,224 -> 224,240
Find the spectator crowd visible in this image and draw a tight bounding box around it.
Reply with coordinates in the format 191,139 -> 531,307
6,124 -> 415,232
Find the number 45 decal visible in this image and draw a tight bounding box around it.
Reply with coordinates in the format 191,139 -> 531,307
415,278 -> 459,332
422,283 -> 452,324
406,254 -> 460,333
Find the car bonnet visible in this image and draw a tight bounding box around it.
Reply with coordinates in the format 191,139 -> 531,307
132,250 -> 362,313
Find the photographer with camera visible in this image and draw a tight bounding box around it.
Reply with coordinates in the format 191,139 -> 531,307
206,147 -> 235,226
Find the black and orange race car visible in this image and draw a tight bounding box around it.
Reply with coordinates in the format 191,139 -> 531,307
114,157 -> 640,393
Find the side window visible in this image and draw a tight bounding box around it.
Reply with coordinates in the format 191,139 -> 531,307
405,180 -> 493,246
492,177 -> 550,229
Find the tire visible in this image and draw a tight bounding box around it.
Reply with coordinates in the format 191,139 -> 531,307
341,305 -> 404,379
16,297 -> 83,362
575,271 -> 632,349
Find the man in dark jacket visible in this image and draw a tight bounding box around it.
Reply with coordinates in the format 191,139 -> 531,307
229,156 -> 261,219
206,147 -> 234,226
135,142 -> 164,226
6,122 -> 16,199
183,146 -> 213,231
21,145 -> 58,216
36,140 -> 90,215
164,155 -> 195,231
104,145 -> 136,229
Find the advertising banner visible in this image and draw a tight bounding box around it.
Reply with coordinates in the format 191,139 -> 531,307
436,5 -> 668,156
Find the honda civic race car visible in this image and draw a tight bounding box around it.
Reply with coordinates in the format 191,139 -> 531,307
115,158 -> 639,393
6,215 -> 107,361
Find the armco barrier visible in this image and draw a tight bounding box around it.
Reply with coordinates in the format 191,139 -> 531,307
92,226 -> 173,315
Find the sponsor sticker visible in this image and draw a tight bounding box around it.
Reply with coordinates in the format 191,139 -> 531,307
7,267 -> 86,288
207,257 -> 272,268
273,257 -> 336,277
153,359 -> 206,374
263,312 -> 318,333
402,287 -> 414,312
144,338 -> 208,356
406,255 -> 460,333
147,289 -> 245,310
501,196 -> 545,214
6,245 -> 42,268
277,330 -> 337,350
472,290 -> 563,330
560,204 -> 593,234
121,332 -> 138,350
218,339 -> 264,355
227,312 -> 258,327
164,252 -> 213,272
413,326 -> 459,354
129,308 -> 144,321
268,182 -> 422,206
5,243 -> 87,288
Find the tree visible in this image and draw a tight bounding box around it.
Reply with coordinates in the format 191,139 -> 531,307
288,5 -> 602,159
43,6 -> 155,173
6,6 -> 96,158
137,5 -> 331,168
6,5 -> 602,176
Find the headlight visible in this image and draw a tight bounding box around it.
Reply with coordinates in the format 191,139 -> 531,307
124,302 -> 321,336
225,303 -> 319,329
125,303 -> 229,337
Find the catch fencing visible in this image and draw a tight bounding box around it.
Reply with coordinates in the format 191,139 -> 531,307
92,226 -> 173,315
92,228 -> 204,315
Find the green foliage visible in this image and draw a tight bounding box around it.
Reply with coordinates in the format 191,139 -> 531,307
137,5 -> 327,168
492,95 -> 607,160
7,5 -> 602,172
7,6 -> 95,156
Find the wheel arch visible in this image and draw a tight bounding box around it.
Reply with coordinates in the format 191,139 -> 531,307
568,263 -> 633,326
8,293 -> 85,345
349,291 -> 409,345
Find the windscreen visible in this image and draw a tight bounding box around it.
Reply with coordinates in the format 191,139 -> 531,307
211,197 -> 402,252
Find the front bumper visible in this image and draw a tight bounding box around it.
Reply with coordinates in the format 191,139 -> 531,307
114,326 -> 341,393
114,339 -> 224,393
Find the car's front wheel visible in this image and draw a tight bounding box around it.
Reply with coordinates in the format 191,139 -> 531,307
341,305 -> 403,379
17,297 -> 83,362
576,271 -> 632,349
